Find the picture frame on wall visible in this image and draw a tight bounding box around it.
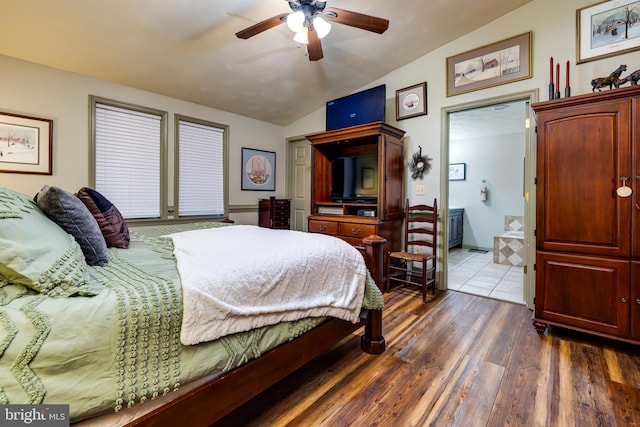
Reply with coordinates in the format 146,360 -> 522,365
446,32 -> 532,97
0,111 -> 53,175
396,82 -> 427,120
362,167 -> 375,189
449,163 -> 466,181
577,0 -> 640,64
241,147 -> 276,191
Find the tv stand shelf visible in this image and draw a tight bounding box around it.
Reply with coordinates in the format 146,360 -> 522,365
307,122 -> 405,280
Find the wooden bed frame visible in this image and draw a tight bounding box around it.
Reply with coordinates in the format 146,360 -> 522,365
122,235 -> 387,426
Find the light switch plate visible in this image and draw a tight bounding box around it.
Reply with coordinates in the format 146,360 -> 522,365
415,184 -> 425,195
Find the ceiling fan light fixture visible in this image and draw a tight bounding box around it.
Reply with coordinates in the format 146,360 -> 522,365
293,27 -> 309,44
312,16 -> 331,39
287,11 -> 305,32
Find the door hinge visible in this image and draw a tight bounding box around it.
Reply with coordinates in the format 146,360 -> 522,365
524,265 -> 528,274
533,263 -> 536,270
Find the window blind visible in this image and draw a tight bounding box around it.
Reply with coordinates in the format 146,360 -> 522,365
177,119 -> 225,216
95,103 -> 161,219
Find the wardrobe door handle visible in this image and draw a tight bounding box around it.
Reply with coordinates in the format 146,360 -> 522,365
620,297 -> 627,303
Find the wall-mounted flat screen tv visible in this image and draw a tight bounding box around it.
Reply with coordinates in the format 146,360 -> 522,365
331,154 -> 378,203
326,84 -> 386,131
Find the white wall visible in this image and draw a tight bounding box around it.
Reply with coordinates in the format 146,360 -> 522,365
0,55 -> 286,224
284,0 -> 640,206
450,131 -> 525,248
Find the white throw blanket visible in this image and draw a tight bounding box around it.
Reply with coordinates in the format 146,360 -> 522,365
167,225 -> 367,345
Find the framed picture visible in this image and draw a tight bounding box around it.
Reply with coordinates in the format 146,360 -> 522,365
396,82 -> 427,120
0,111 -> 52,174
446,32 -> 532,97
577,0 -> 640,64
362,167 -> 375,189
449,163 -> 466,181
241,147 -> 275,191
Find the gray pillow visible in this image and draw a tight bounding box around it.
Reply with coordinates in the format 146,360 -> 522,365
35,185 -> 109,266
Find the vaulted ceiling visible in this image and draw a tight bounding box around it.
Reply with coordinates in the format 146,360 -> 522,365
1,0 -> 531,125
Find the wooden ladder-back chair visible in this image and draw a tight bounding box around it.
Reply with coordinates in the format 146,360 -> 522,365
386,198 -> 437,302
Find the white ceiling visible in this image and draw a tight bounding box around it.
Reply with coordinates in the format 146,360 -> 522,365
449,100 -> 528,140
0,0 -> 531,126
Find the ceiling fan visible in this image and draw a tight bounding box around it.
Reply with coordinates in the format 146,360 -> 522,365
235,0 -> 389,61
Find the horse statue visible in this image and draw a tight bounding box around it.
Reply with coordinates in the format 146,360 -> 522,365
617,68 -> 640,87
591,65 -> 627,91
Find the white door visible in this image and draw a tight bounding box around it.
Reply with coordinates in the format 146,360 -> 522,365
288,137 -> 311,231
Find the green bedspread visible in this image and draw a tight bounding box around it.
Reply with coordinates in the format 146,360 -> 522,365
0,222 -> 383,422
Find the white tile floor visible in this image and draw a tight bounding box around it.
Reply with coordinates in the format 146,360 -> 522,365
447,248 -> 524,304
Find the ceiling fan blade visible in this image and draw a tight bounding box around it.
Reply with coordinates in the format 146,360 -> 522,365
307,29 -> 323,61
324,7 -> 389,34
235,13 -> 289,39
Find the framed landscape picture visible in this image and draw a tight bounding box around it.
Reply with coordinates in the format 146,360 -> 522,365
446,32 -> 532,96
0,111 -> 52,174
449,163 -> 466,181
577,0 -> 640,63
396,82 -> 427,120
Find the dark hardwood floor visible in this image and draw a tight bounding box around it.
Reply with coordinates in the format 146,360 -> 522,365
215,288 -> 640,426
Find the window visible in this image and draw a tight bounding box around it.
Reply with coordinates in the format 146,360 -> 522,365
176,115 -> 227,217
90,97 -> 228,222
90,96 -> 167,219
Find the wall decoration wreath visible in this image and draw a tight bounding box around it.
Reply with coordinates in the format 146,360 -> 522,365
409,146 -> 432,180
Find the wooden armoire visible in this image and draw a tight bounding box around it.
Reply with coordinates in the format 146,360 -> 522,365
532,85 -> 640,344
306,122 -> 405,280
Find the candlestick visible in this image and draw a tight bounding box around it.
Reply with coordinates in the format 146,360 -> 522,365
550,57 -> 554,84
565,60 -> 570,97
555,63 -> 561,99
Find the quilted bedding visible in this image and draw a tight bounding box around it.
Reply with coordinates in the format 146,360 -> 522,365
0,222 -> 383,422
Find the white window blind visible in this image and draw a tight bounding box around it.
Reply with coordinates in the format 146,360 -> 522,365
95,103 -> 162,219
178,119 -> 225,216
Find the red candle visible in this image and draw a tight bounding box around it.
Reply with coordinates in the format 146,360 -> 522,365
556,63 -> 560,91
550,57 -> 554,84
566,60 -> 570,88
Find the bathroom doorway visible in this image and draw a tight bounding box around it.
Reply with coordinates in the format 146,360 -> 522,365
440,91 -> 537,308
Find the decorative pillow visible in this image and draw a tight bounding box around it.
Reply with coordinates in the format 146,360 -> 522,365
35,185 -> 109,267
0,187 -> 93,296
76,187 -> 130,248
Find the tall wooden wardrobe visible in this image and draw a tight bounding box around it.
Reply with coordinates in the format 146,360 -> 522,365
532,85 -> 640,344
306,122 -> 405,283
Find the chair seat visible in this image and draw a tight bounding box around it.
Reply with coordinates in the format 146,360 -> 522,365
389,251 -> 434,263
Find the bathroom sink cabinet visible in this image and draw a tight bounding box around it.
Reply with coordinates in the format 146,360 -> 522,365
448,208 -> 463,249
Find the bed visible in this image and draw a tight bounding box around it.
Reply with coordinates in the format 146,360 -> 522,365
0,187 -> 386,426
